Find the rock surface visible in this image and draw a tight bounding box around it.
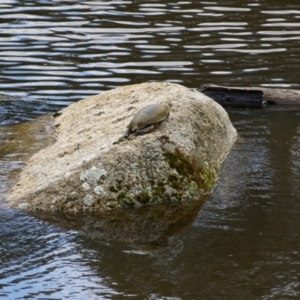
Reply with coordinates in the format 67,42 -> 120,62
8,82 -> 237,212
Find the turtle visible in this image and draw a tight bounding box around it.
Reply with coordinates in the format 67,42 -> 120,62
113,102 -> 171,144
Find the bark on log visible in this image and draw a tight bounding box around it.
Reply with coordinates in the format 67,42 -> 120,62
198,84 -> 300,108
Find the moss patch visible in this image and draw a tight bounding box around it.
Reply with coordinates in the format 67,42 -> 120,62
117,191 -> 127,200
135,191 -> 151,204
109,185 -> 119,193
163,148 -> 216,192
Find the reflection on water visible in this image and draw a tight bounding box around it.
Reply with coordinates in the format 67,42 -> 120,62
0,115 -> 55,196
1,0 -> 300,299
29,199 -> 207,251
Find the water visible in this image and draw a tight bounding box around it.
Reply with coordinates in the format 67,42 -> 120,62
1,0 -> 299,109
1,0 -> 300,299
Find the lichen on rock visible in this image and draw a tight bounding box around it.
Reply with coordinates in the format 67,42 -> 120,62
83,194 -> 94,206
80,166 -> 107,185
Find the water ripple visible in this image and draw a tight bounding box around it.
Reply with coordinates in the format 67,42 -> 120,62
0,0 -> 299,107
0,210 -> 113,300
204,6 -> 251,12
261,10 -> 300,15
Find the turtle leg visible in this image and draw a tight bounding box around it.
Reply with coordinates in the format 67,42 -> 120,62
136,116 -> 170,136
122,128 -> 131,139
135,124 -> 159,135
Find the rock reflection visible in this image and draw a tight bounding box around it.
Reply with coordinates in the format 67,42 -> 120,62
29,198 -> 208,250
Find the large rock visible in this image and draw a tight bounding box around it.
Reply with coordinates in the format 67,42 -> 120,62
8,82 -> 237,212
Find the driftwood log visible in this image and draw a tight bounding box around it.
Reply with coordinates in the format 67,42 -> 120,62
198,84 -> 300,108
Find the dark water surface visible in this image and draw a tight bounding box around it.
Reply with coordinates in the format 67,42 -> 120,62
1,0 -> 300,299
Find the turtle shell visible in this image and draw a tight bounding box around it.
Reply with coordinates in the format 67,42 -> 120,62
128,103 -> 170,132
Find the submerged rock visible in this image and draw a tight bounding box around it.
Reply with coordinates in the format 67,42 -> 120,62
8,82 -> 237,212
